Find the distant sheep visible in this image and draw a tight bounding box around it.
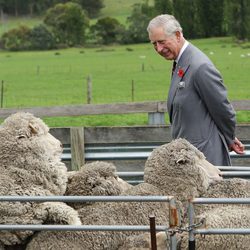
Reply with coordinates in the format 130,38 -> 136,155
0,112 -> 81,247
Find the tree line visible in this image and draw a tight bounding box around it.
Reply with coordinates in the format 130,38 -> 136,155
0,0 -> 103,18
0,0 -> 249,51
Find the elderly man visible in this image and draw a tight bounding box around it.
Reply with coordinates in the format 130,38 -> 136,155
147,14 -> 244,165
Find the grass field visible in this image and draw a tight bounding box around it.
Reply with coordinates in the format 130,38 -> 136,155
0,37 -> 249,127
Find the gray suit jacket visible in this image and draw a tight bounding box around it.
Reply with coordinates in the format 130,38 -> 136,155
167,43 -> 236,166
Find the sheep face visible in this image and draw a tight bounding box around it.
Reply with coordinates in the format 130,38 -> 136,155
1,112 -> 63,163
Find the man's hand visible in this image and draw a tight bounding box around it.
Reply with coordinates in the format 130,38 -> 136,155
229,137 -> 245,154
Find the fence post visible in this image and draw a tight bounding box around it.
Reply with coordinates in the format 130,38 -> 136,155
87,75 -> 92,104
188,197 -> 195,250
70,127 -> 85,171
149,215 -> 157,250
148,112 -> 165,125
1,80 -> 4,108
169,197 -> 178,250
131,80 -> 134,102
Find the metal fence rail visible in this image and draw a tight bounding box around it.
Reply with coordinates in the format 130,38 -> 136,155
188,198 -> 250,250
116,168 -> 250,185
62,143 -> 250,161
0,195 -> 179,250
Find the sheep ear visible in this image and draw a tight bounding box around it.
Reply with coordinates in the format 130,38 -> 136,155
28,123 -> 39,135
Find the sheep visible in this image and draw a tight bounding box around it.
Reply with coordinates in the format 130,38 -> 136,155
26,182 -> 170,250
117,231 -> 169,250
193,178 -> 250,215
120,205 -> 250,250
25,138 -> 211,249
27,138 -> 249,249
66,161 -> 132,209
144,138 -> 222,203
178,206 -> 250,250
0,112 -> 81,247
143,138 -> 250,249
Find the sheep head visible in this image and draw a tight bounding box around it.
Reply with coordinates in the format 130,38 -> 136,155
144,138 -> 221,201
66,161 -> 132,209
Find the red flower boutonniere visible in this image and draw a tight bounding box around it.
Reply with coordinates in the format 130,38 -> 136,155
177,68 -> 184,78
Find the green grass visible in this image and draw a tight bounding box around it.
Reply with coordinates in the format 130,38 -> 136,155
0,37 -> 249,127
100,0 -> 154,24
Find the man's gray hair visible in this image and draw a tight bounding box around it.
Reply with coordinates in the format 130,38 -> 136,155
147,14 -> 183,36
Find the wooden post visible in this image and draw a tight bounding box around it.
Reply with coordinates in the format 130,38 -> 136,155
149,215 -> 157,250
70,127 -> 85,171
1,80 -> 4,108
87,75 -> 92,104
141,62 -> 145,72
131,80 -> 134,102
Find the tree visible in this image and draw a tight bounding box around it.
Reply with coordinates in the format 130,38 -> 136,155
72,0 -> 104,18
154,0 -> 173,15
196,0 -> 225,37
90,17 -> 125,44
44,2 -> 89,46
226,0 -> 250,40
173,0 -> 205,39
125,3 -> 154,44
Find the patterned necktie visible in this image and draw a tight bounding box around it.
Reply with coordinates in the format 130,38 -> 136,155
172,61 -> 177,76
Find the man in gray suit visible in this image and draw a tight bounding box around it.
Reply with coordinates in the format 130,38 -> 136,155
147,14 -> 245,166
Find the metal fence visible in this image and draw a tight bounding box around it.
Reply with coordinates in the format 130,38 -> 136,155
1,196 -> 250,249
0,195 -> 179,250
187,197 -> 250,250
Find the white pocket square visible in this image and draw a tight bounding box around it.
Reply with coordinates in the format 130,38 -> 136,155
178,81 -> 185,88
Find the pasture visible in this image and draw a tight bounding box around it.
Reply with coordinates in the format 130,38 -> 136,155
0,37 -> 249,127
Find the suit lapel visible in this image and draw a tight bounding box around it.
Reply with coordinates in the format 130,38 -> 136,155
167,44 -> 193,121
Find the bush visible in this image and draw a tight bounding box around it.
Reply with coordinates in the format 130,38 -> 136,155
1,25 -> 31,51
29,25 -> 56,50
90,17 -> 125,45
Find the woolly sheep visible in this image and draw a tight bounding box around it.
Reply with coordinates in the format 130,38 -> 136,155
143,138 -> 250,249
0,112 -> 81,247
27,138 -> 249,249
122,205 -> 250,250
194,178 -> 250,215
118,231 -> 169,250
66,161 -> 132,209
144,138 -> 222,202
178,206 -> 250,250
26,138 -> 218,249
26,183 -> 170,250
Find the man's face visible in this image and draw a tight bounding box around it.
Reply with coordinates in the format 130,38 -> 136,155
149,26 -> 181,60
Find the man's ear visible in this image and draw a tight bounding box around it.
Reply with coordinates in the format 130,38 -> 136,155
175,30 -> 182,41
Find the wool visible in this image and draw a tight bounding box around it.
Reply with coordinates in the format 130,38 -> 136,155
0,112 -> 81,246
